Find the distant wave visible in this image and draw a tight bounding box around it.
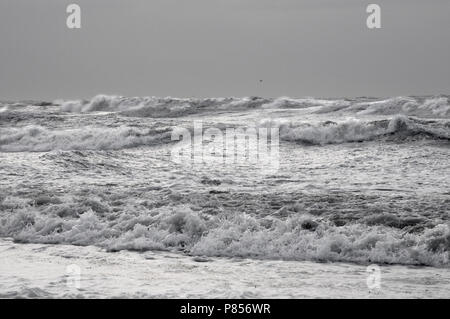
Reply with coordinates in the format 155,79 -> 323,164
60,95 -> 270,118
59,94 -> 450,118
317,96 -> 450,118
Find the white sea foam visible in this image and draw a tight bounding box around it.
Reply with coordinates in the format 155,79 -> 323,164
0,202 -> 448,266
3,238 -> 449,298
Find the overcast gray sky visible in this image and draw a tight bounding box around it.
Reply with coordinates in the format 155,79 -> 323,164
0,0 -> 449,100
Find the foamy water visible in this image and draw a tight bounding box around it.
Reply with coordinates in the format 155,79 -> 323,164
1,238 -> 449,298
0,95 -> 449,298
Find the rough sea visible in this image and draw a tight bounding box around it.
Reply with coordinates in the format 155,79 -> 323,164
0,95 -> 449,298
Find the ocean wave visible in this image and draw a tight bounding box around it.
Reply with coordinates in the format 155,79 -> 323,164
260,96 -> 351,109
0,197 -> 448,266
0,125 -> 172,152
59,94 -> 450,118
0,116 -> 448,153
317,96 -> 450,118
262,116 -> 450,145
61,95 -> 269,117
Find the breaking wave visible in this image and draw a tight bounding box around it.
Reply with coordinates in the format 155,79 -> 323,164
59,94 -> 450,118
61,95 -> 270,117
0,197 -> 448,266
0,125 -> 172,152
267,116 -> 450,145
343,96 -> 450,118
